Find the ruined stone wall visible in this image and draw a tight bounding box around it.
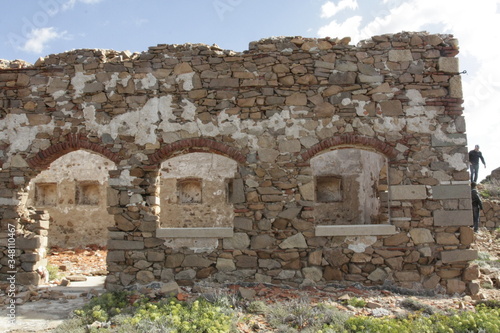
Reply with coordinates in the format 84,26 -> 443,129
0,31 -> 478,294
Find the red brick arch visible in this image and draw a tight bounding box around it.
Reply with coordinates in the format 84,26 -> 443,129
149,138 -> 246,164
27,134 -> 121,169
301,135 -> 400,161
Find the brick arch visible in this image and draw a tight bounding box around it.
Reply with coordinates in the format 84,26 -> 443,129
149,138 -> 246,165
27,134 -> 121,169
301,135 -> 400,161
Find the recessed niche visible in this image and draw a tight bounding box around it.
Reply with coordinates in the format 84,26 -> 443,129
35,183 -> 58,206
316,176 -> 342,202
76,181 -> 100,205
178,178 -> 202,204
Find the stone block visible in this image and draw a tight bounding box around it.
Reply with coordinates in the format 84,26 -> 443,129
436,232 -> 459,245
216,258 -> 236,272
315,225 -> 396,236
394,271 -> 421,282
234,217 -> 253,231
107,251 -> 125,262
279,233 -> 307,249
432,185 -> 470,199
438,57 -> 459,73
441,249 -> 478,263
302,266 -> 323,282
389,49 -> 413,62
433,210 -> 472,226
223,233 -> 250,249
409,228 -> 434,244
136,270 -> 155,284
250,234 -> 275,249
446,279 -> 466,294
449,76 -> 463,98
390,185 -> 427,200
107,240 -> 145,250
431,133 -> 467,147
182,255 -> 213,267
329,71 -> 357,85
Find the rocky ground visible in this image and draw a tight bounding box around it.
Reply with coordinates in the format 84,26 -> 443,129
1,228 -> 499,332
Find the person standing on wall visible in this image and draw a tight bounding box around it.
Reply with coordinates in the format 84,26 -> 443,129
471,182 -> 483,232
468,145 -> 486,183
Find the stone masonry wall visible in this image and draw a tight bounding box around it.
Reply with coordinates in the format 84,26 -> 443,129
0,31 -> 479,295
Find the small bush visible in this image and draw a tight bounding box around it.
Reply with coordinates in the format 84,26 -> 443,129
346,297 -> 367,308
46,263 -> 62,281
400,297 -> 438,315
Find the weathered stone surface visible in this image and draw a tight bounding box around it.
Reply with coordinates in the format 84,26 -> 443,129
368,268 -> 388,282
324,248 -> 349,266
224,233 -> 251,249
390,185 -> 427,200
279,233 -> 308,249
434,210 -> 473,226
409,228 -> 435,245
136,270 -> 155,284
441,250 -> 478,263
1,32 -> 474,295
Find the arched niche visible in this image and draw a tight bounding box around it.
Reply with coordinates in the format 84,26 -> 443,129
311,148 -> 396,237
158,152 -> 239,230
26,150 -> 117,247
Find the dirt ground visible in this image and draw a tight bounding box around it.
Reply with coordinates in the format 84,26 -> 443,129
1,228 -> 499,332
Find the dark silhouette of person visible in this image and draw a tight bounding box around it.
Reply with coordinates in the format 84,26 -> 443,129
468,145 -> 486,183
471,182 -> 483,232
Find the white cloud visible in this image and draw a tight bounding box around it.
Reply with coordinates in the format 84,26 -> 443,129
321,0 -> 358,18
318,15 -> 363,40
20,27 -> 67,53
62,0 -> 103,11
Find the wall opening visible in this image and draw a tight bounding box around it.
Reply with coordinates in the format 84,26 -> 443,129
177,178 -> 202,204
34,183 -> 58,207
27,150 -> 117,248
311,148 -> 389,225
159,152 -> 239,229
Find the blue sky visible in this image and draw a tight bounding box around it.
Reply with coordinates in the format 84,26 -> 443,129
1,0 -> 499,180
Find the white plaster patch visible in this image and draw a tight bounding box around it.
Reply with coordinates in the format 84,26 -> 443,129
444,153 -> 468,171
139,73 -> 157,89
354,100 -> 369,116
373,117 -> 406,133
406,89 -> 425,106
108,169 -> 136,186
71,72 -> 96,98
406,116 -> 436,133
163,238 -> 219,252
181,98 -> 196,121
176,72 -> 195,91
346,236 -> 377,253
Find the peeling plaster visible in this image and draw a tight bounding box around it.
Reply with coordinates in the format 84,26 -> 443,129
71,72 -> 95,98
347,236 -> 377,253
444,153 -> 468,171
176,72 -> 195,91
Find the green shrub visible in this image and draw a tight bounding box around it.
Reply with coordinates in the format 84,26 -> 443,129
46,263 -> 62,281
346,297 -> 367,308
400,297 -> 438,315
73,291 -> 132,324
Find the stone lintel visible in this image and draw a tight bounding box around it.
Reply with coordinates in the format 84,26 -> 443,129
432,184 -> 470,199
441,249 -> 478,263
315,224 -> 397,237
431,133 -> 467,147
156,227 -> 234,238
433,210 -> 472,226
390,185 -> 427,200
